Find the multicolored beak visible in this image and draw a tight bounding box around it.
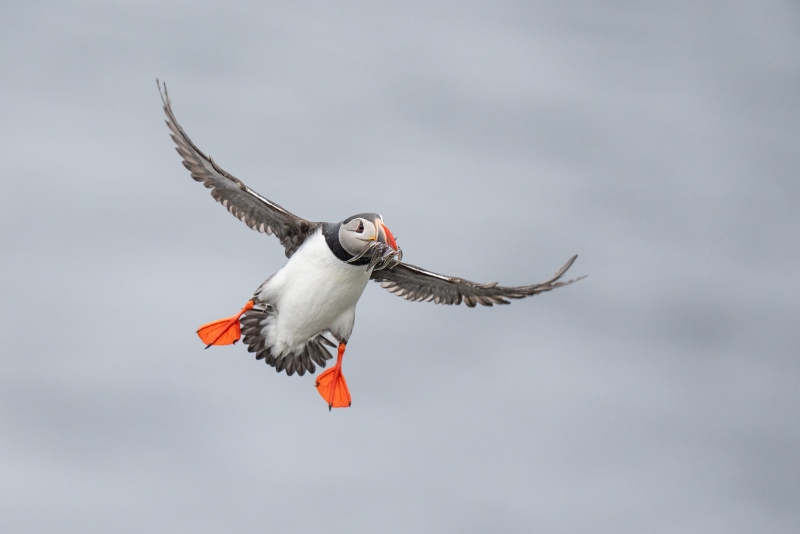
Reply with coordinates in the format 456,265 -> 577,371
376,220 -> 398,251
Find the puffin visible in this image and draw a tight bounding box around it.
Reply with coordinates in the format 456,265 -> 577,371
159,82 -> 584,410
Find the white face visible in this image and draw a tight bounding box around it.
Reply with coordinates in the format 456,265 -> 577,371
336,213 -> 403,271
338,216 -> 380,257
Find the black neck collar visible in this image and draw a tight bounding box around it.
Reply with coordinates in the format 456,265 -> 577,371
322,222 -> 370,266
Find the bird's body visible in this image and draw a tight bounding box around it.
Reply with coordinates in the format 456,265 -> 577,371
159,81 -> 584,409
252,227 -> 369,356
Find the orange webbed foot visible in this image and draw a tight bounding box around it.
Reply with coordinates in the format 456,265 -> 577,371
315,366 -> 351,410
315,342 -> 351,410
196,300 -> 254,348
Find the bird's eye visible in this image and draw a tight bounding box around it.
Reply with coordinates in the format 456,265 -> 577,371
356,221 -> 364,233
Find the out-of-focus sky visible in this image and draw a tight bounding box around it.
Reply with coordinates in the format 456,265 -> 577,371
2,1 -> 799,532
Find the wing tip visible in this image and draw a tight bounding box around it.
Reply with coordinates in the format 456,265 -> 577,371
156,78 -> 170,109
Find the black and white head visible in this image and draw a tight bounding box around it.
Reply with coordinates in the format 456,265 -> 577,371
324,213 -> 403,271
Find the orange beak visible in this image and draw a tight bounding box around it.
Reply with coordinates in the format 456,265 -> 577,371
377,221 -> 398,251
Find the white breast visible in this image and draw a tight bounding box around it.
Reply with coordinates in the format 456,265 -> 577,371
255,229 -> 371,356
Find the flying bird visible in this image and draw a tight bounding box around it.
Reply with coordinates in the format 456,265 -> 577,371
159,81 -> 584,410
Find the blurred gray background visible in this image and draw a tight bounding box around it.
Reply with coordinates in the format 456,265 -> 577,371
2,1 -> 799,532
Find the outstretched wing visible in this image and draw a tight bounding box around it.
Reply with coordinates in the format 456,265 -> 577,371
371,255 -> 584,307
159,81 -> 319,257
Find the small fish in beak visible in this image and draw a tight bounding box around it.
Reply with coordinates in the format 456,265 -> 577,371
348,218 -> 403,272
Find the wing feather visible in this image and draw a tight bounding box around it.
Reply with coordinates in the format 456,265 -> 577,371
158,81 -> 318,257
372,255 -> 584,307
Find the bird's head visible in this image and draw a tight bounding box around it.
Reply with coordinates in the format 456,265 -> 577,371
338,213 -> 402,271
